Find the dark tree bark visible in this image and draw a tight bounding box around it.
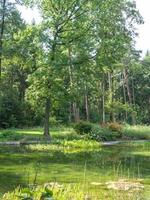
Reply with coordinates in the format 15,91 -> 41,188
122,73 -> 128,120
68,102 -> 72,123
43,35 -> 56,137
73,102 -> 80,122
68,47 -> 80,122
102,73 -> 105,123
123,68 -> 136,125
44,98 -> 51,139
108,71 -> 115,122
0,0 -> 6,79
84,85 -> 89,121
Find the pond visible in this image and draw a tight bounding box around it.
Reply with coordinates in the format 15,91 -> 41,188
0,141 -> 150,199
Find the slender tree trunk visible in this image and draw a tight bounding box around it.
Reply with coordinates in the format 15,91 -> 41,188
108,71 -> 115,122
76,106 -> 80,122
72,102 -> 76,122
44,98 -> 51,138
0,0 -> 6,79
43,37 -> 56,137
73,102 -> 80,122
108,72 -> 111,121
68,47 -> 80,122
123,68 -> 136,125
85,94 -> 89,121
122,73 -> 128,120
132,77 -> 135,108
68,102 -> 72,123
111,71 -> 115,122
68,47 -> 74,122
84,85 -> 89,121
102,73 -> 105,123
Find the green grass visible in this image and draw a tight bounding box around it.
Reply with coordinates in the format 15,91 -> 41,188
2,182 -> 146,200
0,127 -> 78,141
0,127 -> 101,150
123,125 -> 150,140
0,125 -> 150,144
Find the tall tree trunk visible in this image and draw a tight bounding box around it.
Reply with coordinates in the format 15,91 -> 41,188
123,68 -> 136,125
76,106 -> 80,122
68,47 -> 74,122
68,47 -> 80,122
68,102 -> 72,123
84,85 -> 89,121
108,71 -> 115,122
0,0 -> 6,79
43,37 -> 56,137
102,73 -> 105,123
44,98 -> 51,138
122,73 -> 128,120
73,102 -> 80,122
111,71 -> 115,122
132,76 -> 135,108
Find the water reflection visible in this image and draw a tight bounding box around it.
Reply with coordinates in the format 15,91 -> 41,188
0,142 -> 149,194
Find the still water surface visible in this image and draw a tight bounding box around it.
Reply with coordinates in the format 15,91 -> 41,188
0,142 -> 149,198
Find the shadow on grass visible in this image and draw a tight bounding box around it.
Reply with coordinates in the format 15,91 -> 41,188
0,172 -> 27,194
0,127 -> 81,142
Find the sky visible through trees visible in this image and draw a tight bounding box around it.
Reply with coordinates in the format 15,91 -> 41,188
15,0 -> 150,57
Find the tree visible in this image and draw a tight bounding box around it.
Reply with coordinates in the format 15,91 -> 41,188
26,0 -> 94,137
0,0 -> 145,131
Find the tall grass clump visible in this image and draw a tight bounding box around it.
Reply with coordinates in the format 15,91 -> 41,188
2,183 -> 145,200
123,125 -> 150,140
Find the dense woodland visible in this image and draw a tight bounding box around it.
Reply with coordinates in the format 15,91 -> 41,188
0,0 -> 150,137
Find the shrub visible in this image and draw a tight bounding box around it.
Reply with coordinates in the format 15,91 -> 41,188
89,124 -> 122,141
74,121 -> 92,135
106,122 -> 123,133
49,117 -> 62,126
89,125 -> 112,141
0,130 -> 22,141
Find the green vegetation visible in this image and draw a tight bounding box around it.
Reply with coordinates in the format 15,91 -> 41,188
123,125 -> 150,140
0,125 -> 150,144
89,124 -> 122,141
2,183 -> 148,200
0,0 -> 150,199
1,0 -> 149,139
74,121 -> 93,135
0,127 -> 77,142
0,142 -> 149,199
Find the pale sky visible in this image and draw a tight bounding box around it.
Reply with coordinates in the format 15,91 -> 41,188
135,0 -> 150,56
16,0 -> 150,57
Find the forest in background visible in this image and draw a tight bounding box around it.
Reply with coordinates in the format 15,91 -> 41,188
1,0 -> 150,137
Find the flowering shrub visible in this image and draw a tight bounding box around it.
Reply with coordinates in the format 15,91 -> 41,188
106,122 -> 123,133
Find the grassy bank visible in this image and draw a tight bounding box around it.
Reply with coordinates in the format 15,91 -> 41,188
0,127 -> 100,149
0,127 -> 75,142
123,125 -> 150,140
0,125 -> 150,144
